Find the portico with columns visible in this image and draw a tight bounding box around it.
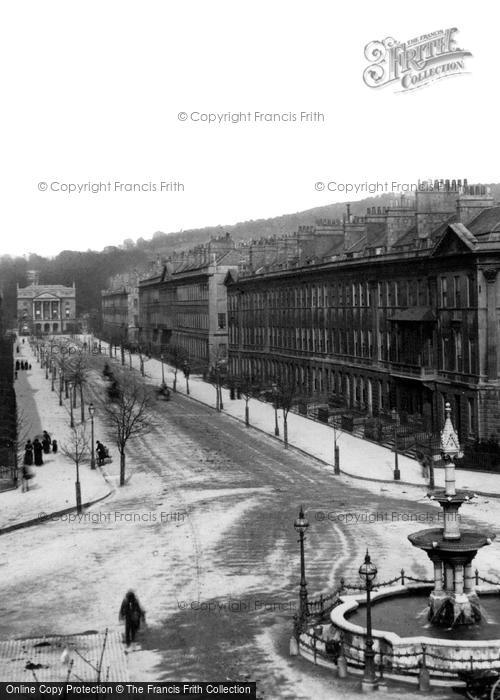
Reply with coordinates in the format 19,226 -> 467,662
17,282 -> 76,335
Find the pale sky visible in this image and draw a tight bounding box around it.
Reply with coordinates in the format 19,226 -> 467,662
1,1 -> 497,257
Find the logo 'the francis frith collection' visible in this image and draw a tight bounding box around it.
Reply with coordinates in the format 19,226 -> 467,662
363,28 -> 472,92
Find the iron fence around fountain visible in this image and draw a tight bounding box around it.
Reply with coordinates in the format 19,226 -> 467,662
305,569 -> 434,619
475,570 -> 500,587
300,629 -> 500,676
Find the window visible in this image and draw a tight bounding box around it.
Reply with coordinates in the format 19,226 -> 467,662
440,277 -> 448,307
454,331 -> 462,371
454,276 -> 461,308
467,398 -> 476,435
218,313 -> 226,329
466,276 -> 474,307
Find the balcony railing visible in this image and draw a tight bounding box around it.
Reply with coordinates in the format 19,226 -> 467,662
389,362 -> 437,380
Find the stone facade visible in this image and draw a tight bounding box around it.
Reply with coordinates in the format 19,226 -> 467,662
225,181 -> 500,441
138,234 -> 239,367
17,283 -> 76,336
101,271 -> 140,344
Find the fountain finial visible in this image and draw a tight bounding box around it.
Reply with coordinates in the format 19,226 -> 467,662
441,402 -> 463,462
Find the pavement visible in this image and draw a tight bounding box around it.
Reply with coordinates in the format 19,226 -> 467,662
96,338 -> 500,497
0,631 -> 128,682
3,335 -> 498,536
0,342 -> 113,534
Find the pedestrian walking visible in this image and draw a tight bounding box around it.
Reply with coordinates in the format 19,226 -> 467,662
33,438 -> 43,466
15,360 -> 20,371
52,439 -> 58,453
119,591 -> 145,645
24,440 -> 33,466
96,440 -> 106,466
28,363 -> 32,370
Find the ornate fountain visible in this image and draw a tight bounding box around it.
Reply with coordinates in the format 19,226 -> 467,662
408,402 -> 495,626
296,402 -> 500,686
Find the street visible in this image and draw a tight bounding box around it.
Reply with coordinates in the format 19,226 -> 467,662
0,358 -> 493,699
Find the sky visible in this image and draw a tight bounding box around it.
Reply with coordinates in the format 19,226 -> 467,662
1,0 -> 498,257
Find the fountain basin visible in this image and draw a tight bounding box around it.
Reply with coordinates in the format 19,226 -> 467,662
329,584 -> 500,681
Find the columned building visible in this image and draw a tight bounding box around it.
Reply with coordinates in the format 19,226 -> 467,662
225,182 -> 500,441
17,282 -> 76,335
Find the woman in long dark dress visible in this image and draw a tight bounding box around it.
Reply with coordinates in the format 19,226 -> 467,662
24,440 -> 33,466
42,431 -> 51,454
33,438 -> 43,466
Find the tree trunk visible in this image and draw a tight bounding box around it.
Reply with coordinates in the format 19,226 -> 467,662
73,384 -> 77,408
219,384 -> 224,410
140,357 -> 144,376
121,345 -> 125,365
173,370 -> 177,392
120,450 -> 126,486
284,417 -> 288,448
245,403 -> 249,427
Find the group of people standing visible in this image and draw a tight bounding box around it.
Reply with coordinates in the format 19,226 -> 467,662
15,359 -> 31,371
24,430 -> 57,467
22,431 -> 57,491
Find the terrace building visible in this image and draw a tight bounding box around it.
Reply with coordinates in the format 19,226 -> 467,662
101,271 -> 141,345
225,181 -> 500,441
138,234 -> 239,367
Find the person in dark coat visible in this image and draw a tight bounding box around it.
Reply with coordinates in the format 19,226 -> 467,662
24,440 -> 33,466
28,363 -> 32,370
96,441 -> 106,466
33,438 -> 43,466
119,591 -> 145,645
52,439 -> 58,453
42,431 -> 51,454
15,360 -> 20,371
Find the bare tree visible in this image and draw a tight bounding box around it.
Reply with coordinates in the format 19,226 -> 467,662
165,344 -> 187,392
274,376 -> 300,448
102,372 -> 153,486
231,372 -> 262,427
67,352 -> 89,422
135,343 -> 148,377
60,424 -> 90,513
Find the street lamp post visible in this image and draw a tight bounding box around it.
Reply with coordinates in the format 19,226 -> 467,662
272,383 -> 280,437
160,353 -> 165,386
89,402 -> 96,469
333,423 -> 340,475
183,361 -> 190,395
294,506 -> 309,624
69,382 -> 74,428
359,551 -> 379,692
75,458 -> 82,514
59,370 -> 64,406
393,425 -> 401,481
45,355 -> 49,379
51,361 -> 56,391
